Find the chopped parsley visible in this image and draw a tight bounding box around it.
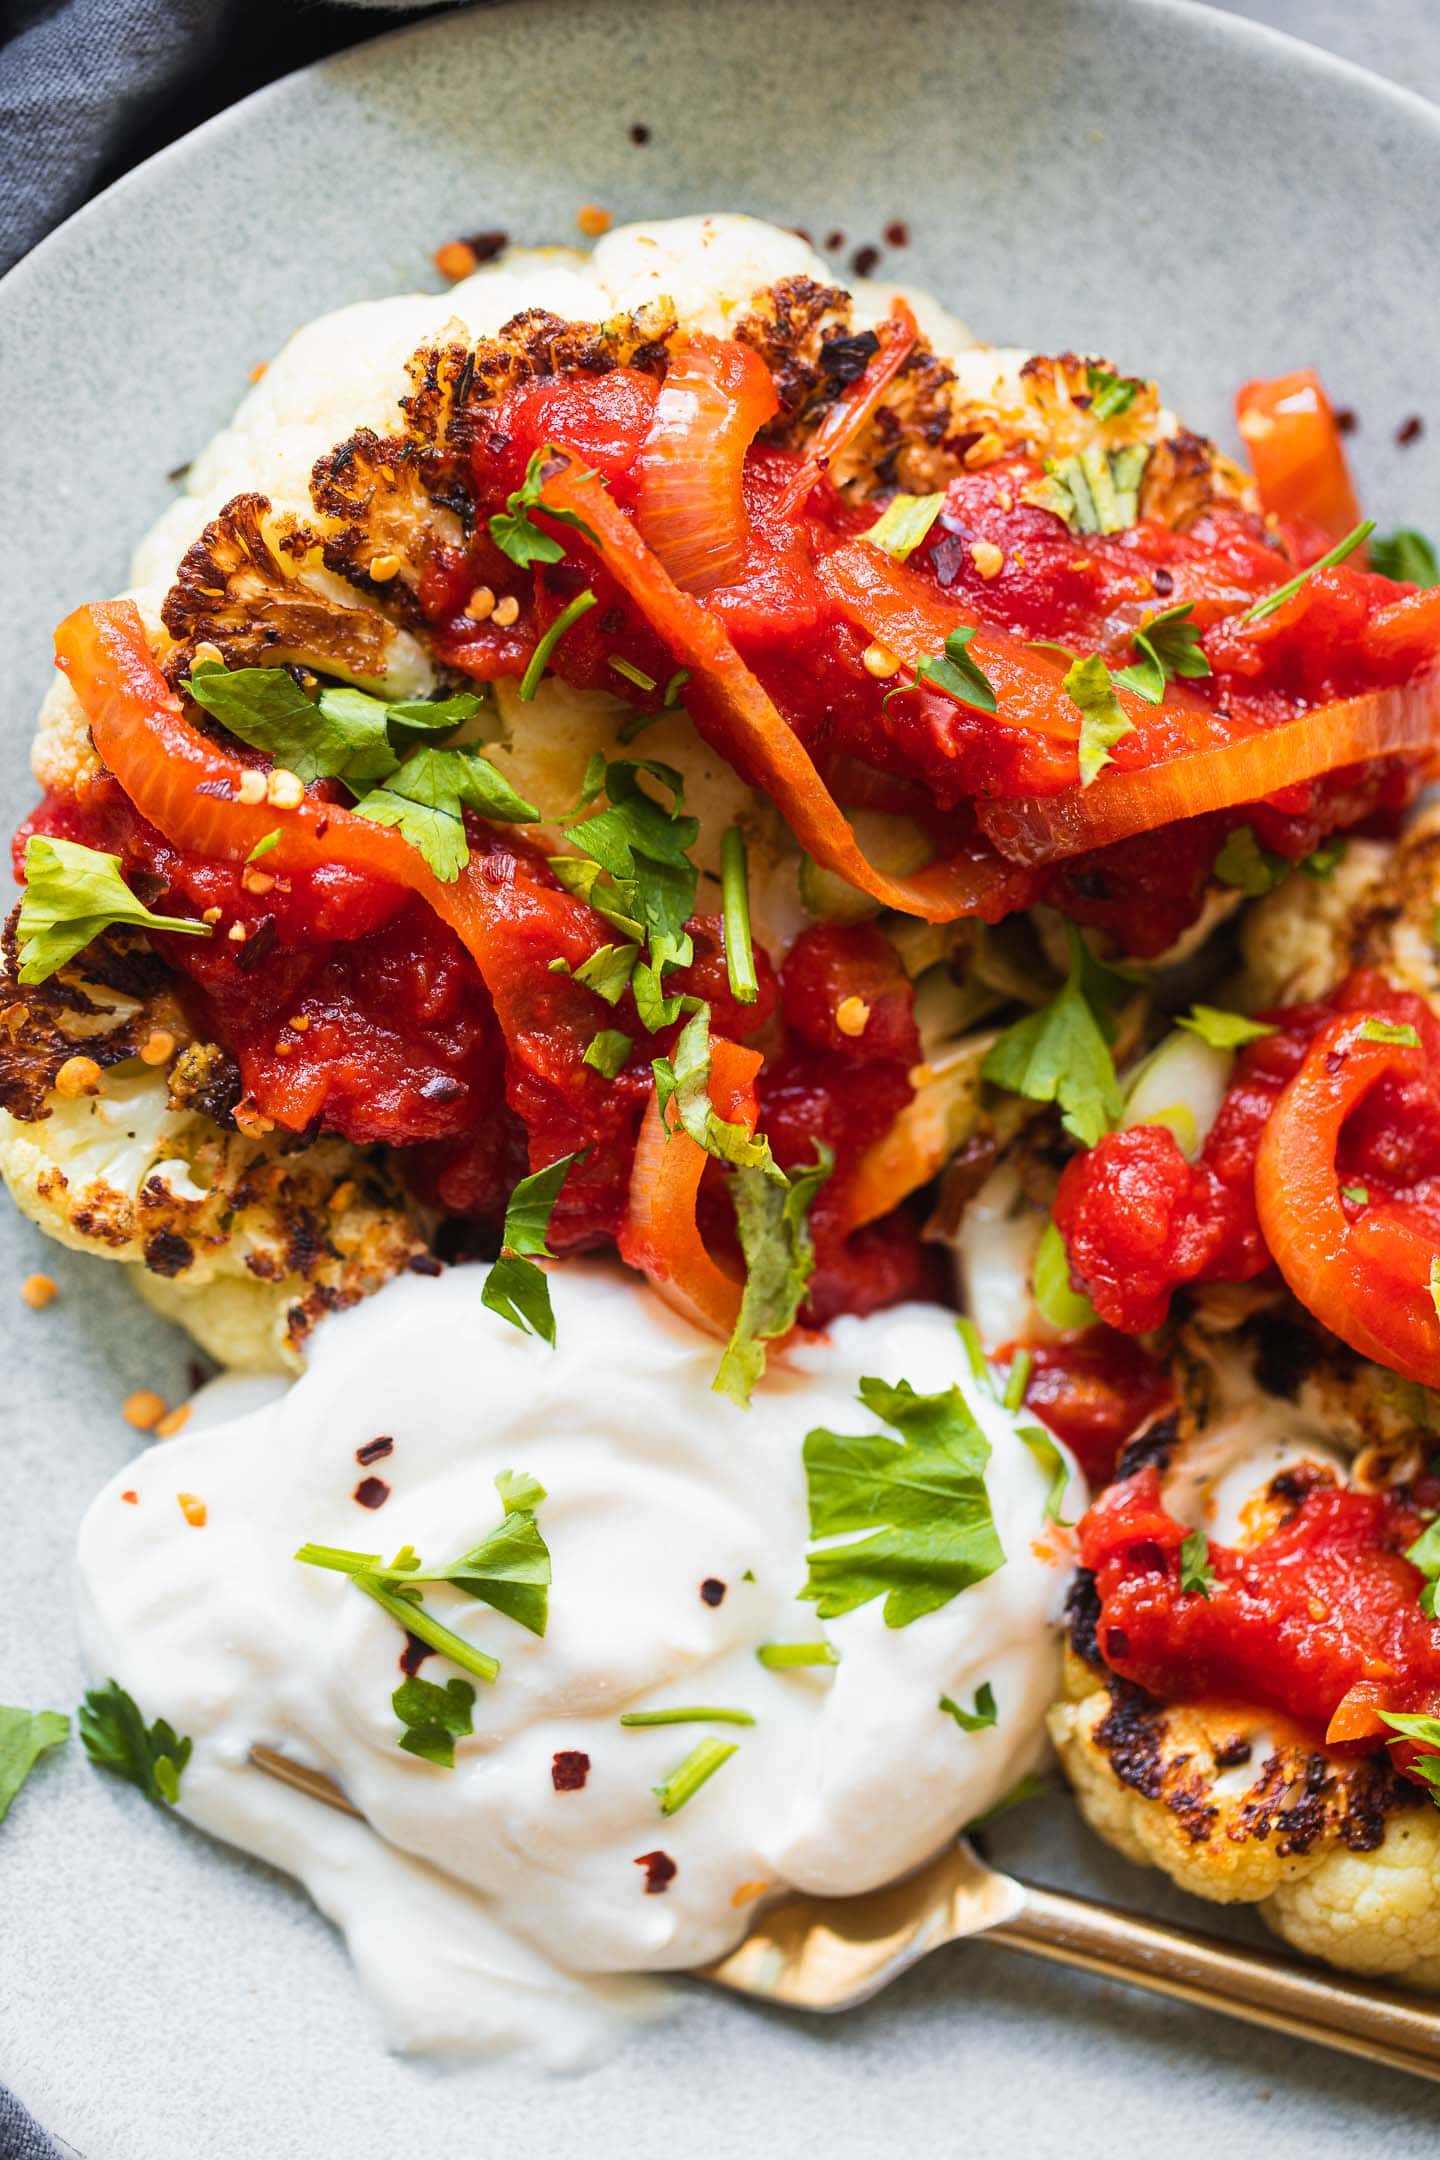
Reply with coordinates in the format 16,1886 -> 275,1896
620,1707 -> 756,1727
488,446 -> 601,568
886,624 -> 997,714
518,587 -> 599,702
1002,1349 -> 1033,1415
714,1144 -> 832,1408
573,941 -> 641,1004
653,1004 -> 778,1178
392,1674 -> 475,1767
1177,1004 -> 1278,1051
653,1737 -> 738,1816
981,924 -> 1124,1147
1302,838 -> 1347,881
1062,652 -> 1134,786
799,1375 -> 1005,1628
662,668 -> 691,708
398,1470 -> 552,1636
0,1706 -> 69,1824
16,834 -> 213,985
939,1681 -> 998,1732
553,758 -> 700,1021
583,1028 -> 633,1077
482,1152 -> 583,1346
1213,825 -> 1291,896
1341,1184 -> 1370,1207
78,1680 -> 190,1804
246,829 -> 282,862
755,1641 -> 840,1669
720,825 -> 759,1007
608,655 -> 658,693
1017,1423 -> 1073,1525
1358,1018 -> 1420,1047
354,746 -> 538,880
295,1544 -> 501,1684
1084,363 -> 1143,421
1033,1219 -> 1098,1332
1405,1517 -> 1440,1618
1024,444 -> 1149,534
1178,1528 -> 1214,1598
186,661 -> 486,792
1243,520 -> 1375,624
1378,1710 -> 1440,1802
863,491 -> 946,562
1113,602 -> 1212,706
1370,528 -> 1440,588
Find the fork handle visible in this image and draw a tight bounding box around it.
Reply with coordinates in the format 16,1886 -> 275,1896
987,1884 -> 1440,2081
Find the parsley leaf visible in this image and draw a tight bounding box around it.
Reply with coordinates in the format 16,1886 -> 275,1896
557,759 -> 701,1012
1406,1517 -> 1440,1618
1341,1183 -> 1370,1207
488,447 -> 601,568
481,1150 -> 582,1345
17,835 -> 213,985
1032,1219 -> 1098,1332
1378,1709 -> 1440,1800
714,1144 -> 833,1407
294,1544 -> 503,1683
1177,1004 -> 1278,1050
1062,653 -> 1134,786
981,924 -> 1123,1147
519,588 -> 598,702
0,1707 -> 69,1824
392,1674 -> 475,1767
1359,1018 -> 1420,1047
1213,825 -> 1291,895
400,1470 -> 552,1636
887,624 -> 997,714
1017,1423 -> 1073,1525
939,1681 -> 998,1731
1024,444 -> 1149,534
1178,1528 -> 1214,1598
573,942 -> 641,1004
1370,528 -> 1440,588
799,1375 -> 1006,1627
78,1680 -> 190,1804
863,492 -> 946,562
1113,602 -> 1212,705
1243,520 -> 1374,624
583,1028 -> 633,1077
653,1004 -> 779,1178
187,661 -> 485,792
354,747 -> 538,881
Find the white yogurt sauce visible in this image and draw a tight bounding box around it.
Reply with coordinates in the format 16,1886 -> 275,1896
77,1264 -> 1079,2065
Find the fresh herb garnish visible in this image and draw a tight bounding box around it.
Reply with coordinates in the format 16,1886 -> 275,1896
1370,528 -> 1440,588
653,1004 -> 779,1178
1113,602 -> 1212,705
620,1707 -> 756,1727
0,1707 -> 69,1824
1002,1349 -> 1033,1414
583,1028 -> 633,1077
246,829 -> 282,862
482,1152 -> 582,1345
1178,1528 -> 1214,1598
714,1145 -> 832,1407
1084,363 -> 1143,421
955,1315 -> 992,1392
1017,1423 -> 1073,1525
799,1376 -> 1005,1628
1177,1004 -> 1278,1050
755,1641 -> 840,1669
78,1681 -> 190,1804
392,1674 -> 475,1767
1377,1710 -> 1440,1801
573,941 -> 641,1004
662,668 -> 690,708
1341,1184 -> 1370,1207
1033,1218 -> 1098,1332
519,588 -> 599,702
353,745 -> 537,880
294,1544 -> 502,1684
608,656 -> 658,694
653,1738 -> 738,1816
488,446 -> 601,568
1213,825 -> 1291,896
982,924 -> 1124,1147
1405,1517 -> 1440,1617
1359,1018 -> 1420,1047
398,1470 -> 552,1635
939,1681 -> 998,1731
863,491 -> 946,563
720,825 -> 759,1007
187,662 -> 484,792
1025,445 -> 1149,534
886,624 -> 997,714
1302,838 -> 1347,881
1060,653 -> 1134,786
16,835 -> 213,985
555,758 -> 700,1020
1243,520 -> 1375,624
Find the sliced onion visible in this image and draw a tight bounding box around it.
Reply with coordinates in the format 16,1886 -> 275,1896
634,333 -> 777,594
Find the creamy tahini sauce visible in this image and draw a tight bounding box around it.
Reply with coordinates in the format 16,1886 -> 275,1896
77,1265 -> 1079,2065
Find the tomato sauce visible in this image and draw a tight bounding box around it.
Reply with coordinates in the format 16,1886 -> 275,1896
1080,1465 -> 1440,1773
1055,971 -> 1440,1334
1017,1332 -> 1174,1487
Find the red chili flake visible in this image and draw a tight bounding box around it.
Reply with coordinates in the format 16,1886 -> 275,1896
463,229 -> 509,264
354,1476 -> 391,1509
791,226 -> 814,245
1397,414 -> 1425,446
635,1849 -> 677,1893
850,243 -> 881,278
1104,1627 -> 1131,1663
700,1577 -> 726,1607
356,1436 -> 394,1465
407,1253 -> 444,1277
1324,1049 -> 1347,1076
1152,566 -> 1175,597
629,122 -> 651,145
824,229 -> 846,252
399,1632 -> 434,1676
194,779 -> 234,800
1334,407 -> 1358,435
120,1490 -> 138,1505
883,219 -> 910,248
552,1750 -> 591,1792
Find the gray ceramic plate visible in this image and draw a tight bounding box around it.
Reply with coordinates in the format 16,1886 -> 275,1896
3,1 -> 1439,2151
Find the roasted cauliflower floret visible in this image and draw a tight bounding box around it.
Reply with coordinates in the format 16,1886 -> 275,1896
1264,1806 -> 1440,1986
309,428 -> 466,619
1240,805 -> 1440,1011
160,491 -> 433,696
0,953 -> 424,1371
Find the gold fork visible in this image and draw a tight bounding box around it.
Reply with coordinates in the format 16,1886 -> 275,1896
249,1745 -> 1440,2080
